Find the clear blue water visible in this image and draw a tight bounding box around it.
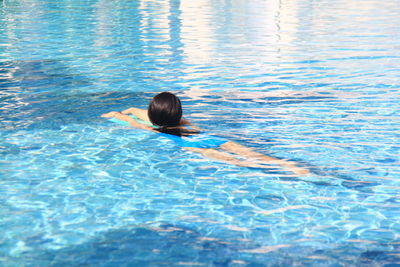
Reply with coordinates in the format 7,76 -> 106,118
1,0 -> 399,266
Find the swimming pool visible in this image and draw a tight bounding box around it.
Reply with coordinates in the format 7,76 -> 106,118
1,0 -> 399,265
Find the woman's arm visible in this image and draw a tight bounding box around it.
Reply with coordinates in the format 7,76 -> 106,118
101,111 -> 153,131
121,107 -> 150,122
122,108 -> 200,131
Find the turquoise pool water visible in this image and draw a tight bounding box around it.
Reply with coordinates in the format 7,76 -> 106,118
1,0 -> 399,266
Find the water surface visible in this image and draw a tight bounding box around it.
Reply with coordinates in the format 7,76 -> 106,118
1,0 -> 399,266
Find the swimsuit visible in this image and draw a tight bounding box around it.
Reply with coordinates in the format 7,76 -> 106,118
108,115 -> 228,149
161,132 -> 228,149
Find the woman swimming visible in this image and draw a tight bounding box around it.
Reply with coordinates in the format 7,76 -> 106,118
101,92 -> 309,176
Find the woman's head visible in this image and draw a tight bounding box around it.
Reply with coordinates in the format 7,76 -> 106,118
148,92 -> 182,127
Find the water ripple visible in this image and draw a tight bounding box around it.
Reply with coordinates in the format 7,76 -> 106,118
1,0 -> 400,266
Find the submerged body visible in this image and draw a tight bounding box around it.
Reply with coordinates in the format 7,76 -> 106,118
102,92 -> 309,176
109,113 -> 228,149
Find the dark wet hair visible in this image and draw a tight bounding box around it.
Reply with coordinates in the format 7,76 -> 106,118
148,92 -> 198,137
148,92 -> 182,127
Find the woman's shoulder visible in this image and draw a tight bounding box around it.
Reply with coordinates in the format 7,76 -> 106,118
179,118 -> 191,126
179,119 -> 202,133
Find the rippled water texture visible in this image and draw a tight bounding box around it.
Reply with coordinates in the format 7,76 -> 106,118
1,0 -> 400,266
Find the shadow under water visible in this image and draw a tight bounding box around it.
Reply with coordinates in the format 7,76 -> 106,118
6,223 -> 399,267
